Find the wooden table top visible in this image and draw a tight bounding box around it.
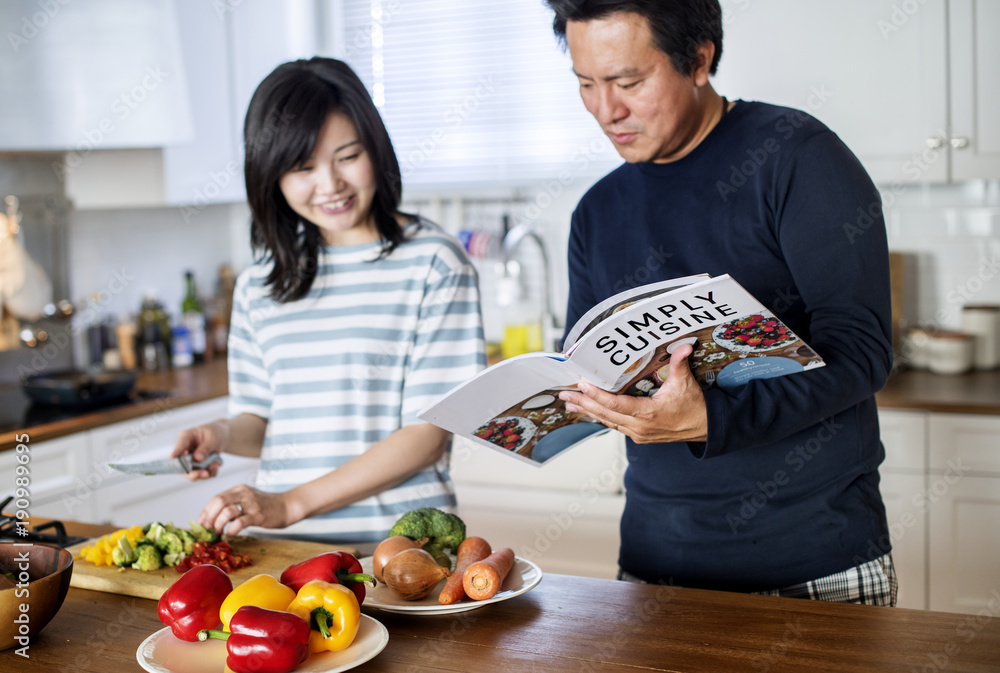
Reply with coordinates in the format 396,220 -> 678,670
4,521 -> 999,673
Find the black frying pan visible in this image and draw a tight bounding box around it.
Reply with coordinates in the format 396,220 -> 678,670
21,370 -> 137,408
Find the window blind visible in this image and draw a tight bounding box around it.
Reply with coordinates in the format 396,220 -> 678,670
331,0 -> 622,191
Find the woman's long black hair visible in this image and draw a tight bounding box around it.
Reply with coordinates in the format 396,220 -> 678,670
244,57 -> 409,302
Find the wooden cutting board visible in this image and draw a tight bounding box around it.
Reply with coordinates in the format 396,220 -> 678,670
65,535 -> 358,601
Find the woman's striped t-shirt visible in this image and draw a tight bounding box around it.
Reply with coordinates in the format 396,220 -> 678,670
227,220 -> 486,543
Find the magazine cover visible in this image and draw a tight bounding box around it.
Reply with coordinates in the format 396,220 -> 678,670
419,275 -> 824,466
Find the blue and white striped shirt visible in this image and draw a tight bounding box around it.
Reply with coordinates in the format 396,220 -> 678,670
227,220 -> 486,542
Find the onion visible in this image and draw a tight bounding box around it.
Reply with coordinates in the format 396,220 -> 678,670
372,535 -> 428,582
381,548 -> 450,600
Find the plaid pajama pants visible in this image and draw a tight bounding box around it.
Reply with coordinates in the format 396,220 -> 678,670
618,554 -> 898,607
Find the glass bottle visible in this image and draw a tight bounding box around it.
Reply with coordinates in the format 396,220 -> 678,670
182,270 -> 207,363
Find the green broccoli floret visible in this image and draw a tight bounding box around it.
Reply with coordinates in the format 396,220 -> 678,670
112,536 -> 138,568
388,507 -> 466,567
145,522 -> 168,545
188,520 -> 219,543
176,529 -> 196,554
132,544 -> 163,571
155,531 -> 185,562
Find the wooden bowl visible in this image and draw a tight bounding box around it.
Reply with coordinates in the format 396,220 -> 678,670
0,542 -> 74,651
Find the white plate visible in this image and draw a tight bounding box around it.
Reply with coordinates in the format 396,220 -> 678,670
136,614 -> 389,673
522,394 -> 555,409
361,555 -> 543,615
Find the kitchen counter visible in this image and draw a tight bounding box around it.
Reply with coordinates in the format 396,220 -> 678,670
4,520 -> 999,673
3,360 -> 999,453
0,360 -> 228,451
876,367 -> 1000,415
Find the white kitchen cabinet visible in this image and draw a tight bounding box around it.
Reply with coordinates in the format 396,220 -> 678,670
450,431 -> 627,578
67,0 -> 321,210
926,413 -> 1000,614
1,433 -> 96,523
948,0 -> 1000,179
714,0 -> 997,184
877,409 -> 929,610
87,397 -> 257,526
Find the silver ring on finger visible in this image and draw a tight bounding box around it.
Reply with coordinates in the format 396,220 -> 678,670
234,502 -> 244,515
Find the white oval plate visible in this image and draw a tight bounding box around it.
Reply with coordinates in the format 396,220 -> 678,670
522,394 -> 556,409
361,555 -> 543,615
136,614 -> 389,673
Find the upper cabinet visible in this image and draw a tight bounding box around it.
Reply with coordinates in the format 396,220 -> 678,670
64,0 -> 322,210
948,0 -> 1000,180
713,0 -> 998,184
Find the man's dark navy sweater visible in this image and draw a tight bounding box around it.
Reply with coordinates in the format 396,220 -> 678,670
564,101 -> 894,591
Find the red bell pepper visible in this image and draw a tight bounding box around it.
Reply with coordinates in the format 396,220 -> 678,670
157,563 -> 233,641
280,551 -> 375,605
199,605 -> 310,673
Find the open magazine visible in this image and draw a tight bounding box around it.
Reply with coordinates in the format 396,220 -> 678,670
419,274 -> 825,466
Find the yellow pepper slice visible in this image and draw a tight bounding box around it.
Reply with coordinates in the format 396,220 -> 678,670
78,526 -> 145,566
219,573 -> 297,630
286,580 -> 360,653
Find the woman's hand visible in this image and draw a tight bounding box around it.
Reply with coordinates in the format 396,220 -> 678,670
198,484 -> 293,537
171,420 -> 230,481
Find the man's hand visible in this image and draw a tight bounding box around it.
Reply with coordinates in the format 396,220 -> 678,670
558,344 -> 708,443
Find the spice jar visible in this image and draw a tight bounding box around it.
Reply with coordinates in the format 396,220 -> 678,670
961,305 -> 1000,370
925,330 -> 975,375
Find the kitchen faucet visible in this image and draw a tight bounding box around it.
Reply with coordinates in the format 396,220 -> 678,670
500,221 -> 563,352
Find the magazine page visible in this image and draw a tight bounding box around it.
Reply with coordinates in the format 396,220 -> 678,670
417,354 -> 609,467
561,273 -> 710,350
567,275 -> 825,392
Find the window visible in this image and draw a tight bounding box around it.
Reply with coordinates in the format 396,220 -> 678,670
329,0 -> 621,192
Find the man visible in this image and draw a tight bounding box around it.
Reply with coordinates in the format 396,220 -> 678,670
549,0 -> 897,605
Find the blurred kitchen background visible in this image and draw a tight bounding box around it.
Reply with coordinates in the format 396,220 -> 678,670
1,0 -> 998,378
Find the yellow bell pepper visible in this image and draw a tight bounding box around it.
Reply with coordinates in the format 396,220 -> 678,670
78,526 -> 144,566
286,580 -> 360,653
219,573 -> 297,630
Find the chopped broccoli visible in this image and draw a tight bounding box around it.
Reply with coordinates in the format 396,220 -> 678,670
132,544 -> 163,571
155,531 -> 185,561
112,536 -> 138,568
388,508 -> 466,567
188,520 -> 219,543
145,522 -> 168,545
176,529 -> 196,554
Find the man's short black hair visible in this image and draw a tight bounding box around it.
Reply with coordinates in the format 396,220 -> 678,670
545,0 -> 723,76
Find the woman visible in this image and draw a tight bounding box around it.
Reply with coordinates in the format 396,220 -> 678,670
171,57 -> 486,544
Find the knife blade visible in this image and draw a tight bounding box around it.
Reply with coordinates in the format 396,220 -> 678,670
108,453 -> 223,476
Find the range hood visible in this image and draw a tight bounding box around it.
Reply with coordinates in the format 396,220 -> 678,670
0,0 -> 193,151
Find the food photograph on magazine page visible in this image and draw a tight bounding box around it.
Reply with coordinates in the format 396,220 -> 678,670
616,310 -> 826,395
471,386 -> 608,464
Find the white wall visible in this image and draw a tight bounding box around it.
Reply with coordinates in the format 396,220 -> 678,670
67,202 -> 252,325
882,180 -> 1000,330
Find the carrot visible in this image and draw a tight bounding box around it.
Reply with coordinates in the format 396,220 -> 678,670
462,547 -> 515,601
438,536 -> 492,605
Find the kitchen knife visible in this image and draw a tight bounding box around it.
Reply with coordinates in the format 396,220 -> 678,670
108,453 -> 223,476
